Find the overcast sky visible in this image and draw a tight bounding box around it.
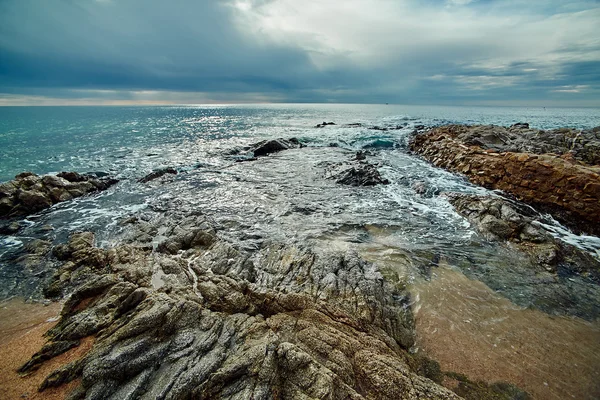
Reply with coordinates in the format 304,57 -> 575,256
0,0 -> 599,106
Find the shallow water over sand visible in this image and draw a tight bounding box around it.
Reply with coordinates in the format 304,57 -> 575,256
359,238 -> 600,400
412,265 -> 600,400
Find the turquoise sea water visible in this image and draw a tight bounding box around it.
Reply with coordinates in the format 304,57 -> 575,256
1,104 -> 599,182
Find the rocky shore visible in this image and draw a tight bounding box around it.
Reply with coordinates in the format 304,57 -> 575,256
409,124 -> 600,236
7,172 -> 529,398
15,213 -> 472,399
5,124 -> 600,399
0,172 -> 118,222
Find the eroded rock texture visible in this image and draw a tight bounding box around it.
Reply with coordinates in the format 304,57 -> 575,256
448,194 -> 600,283
446,123 -> 600,164
410,125 -> 600,235
324,152 -> 390,186
25,215 -> 460,400
0,172 -> 118,218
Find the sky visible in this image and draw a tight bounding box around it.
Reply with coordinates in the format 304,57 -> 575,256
0,0 -> 599,106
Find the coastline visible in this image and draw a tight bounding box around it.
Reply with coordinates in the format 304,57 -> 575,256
0,117 -> 599,398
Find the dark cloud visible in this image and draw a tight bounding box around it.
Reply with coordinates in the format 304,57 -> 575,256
0,1 -> 322,92
0,0 -> 598,105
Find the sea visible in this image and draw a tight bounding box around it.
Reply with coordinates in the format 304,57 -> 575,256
1,104 -> 600,399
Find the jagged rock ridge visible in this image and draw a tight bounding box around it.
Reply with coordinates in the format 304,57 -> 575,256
23,214 -> 461,400
410,125 -> 600,236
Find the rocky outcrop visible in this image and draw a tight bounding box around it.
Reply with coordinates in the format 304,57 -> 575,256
448,194 -> 600,283
251,138 -> 304,157
445,124 -> 600,165
232,138 -> 305,161
0,172 -> 118,218
138,167 -> 178,183
22,215 -> 463,400
325,152 -> 390,186
315,121 -> 336,128
410,125 -> 600,235
440,193 -> 600,320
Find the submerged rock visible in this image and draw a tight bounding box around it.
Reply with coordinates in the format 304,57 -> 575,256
410,125 -> 600,236
22,216 -> 462,399
0,172 -> 118,219
315,121 -> 336,128
446,193 -> 600,319
449,193 -> 600,281
325,152 -> 390,186
138,167 -> 178,183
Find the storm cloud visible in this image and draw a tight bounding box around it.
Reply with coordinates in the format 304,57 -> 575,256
0,0 -> 598,105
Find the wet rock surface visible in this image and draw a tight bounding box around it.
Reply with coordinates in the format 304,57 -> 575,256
233,138 -> 305,161
445,193 -> 600,320
449,194 -> 600,282
324,152 -> 390,186
23,214 -> 466,400
410,125 -> 600,236
138,168 -> 178,184
0,172 -> 118,219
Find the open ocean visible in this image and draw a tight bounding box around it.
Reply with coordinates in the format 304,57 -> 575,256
1,104 -> 600,398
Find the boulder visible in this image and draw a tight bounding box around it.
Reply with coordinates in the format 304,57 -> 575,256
325,154 -> 390,186
0,172 -> 118,219
251,138 -> 304,157
57,171 -> 87,182
17,189 -> 52,211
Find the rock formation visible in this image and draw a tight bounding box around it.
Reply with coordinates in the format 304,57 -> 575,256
21,214 -> 464,399
448,193 -> 600,284
324,152 -> 390,186
138,168 -> 178,184
230,138 -> 305,162
0,172 -> 118,218
410,125 -> 600,235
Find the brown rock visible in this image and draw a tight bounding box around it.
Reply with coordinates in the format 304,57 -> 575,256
17,190 -> 52,211
410,126 -> 600,236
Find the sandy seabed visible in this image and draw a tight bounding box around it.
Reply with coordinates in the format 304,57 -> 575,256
412,265 -> 600,400
0,298 -> 92,400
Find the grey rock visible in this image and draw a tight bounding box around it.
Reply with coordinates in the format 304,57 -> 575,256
25,218 -> 460,400
138,168 -> 178,184
251,138 -> 304,157
448,193 -> 600,319
325,154 -> 390,186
